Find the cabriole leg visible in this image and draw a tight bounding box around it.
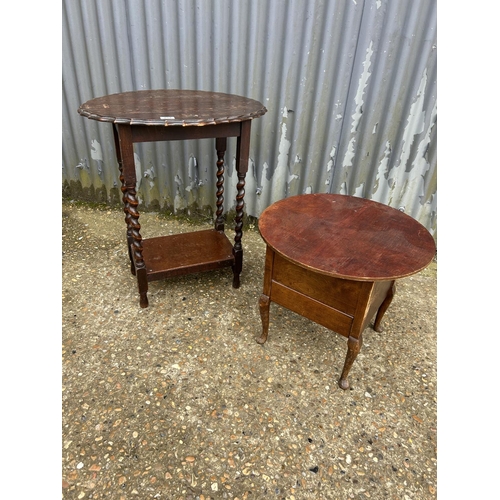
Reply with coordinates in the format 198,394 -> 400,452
257,294 -> 271,344
374,281 -> 396,332
338,333 -> 363,390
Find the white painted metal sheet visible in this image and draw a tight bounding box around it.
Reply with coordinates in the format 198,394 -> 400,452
62,0 -> 437,234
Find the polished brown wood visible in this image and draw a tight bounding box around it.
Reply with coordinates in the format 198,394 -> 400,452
257,193 -> 436,390
141,230 -> 234,280
78,89 -> 266,126
78,90 -> 267,307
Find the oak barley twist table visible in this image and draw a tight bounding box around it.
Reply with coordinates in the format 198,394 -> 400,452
78,90 -> 266,307
257,193 -> 436,390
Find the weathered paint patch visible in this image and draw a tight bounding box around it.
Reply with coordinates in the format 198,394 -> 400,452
257,162 -> 271,215
418,193 -> 436,236
272,107 -> 292,204
185,156 -> 199,192
244,158 -> 257,216
143,164 -> 156,189
400,100 -> 437,208
373,140 -> 392,196
412,100 -> 436,178
340,41 -> 374,179
397,69 -> 428,173
75,158 -> 89,171
350,41 -> 374,133
134,153 -> 142,192
342,137 -> 357,169
324,145 -> 337,187
354,183 -> 365,197
90,140 -> 103,162
384,70 -> 429,208
326,145 -> 336,173
288,173 -> 299,189
174,171 -> 187,212
90,140 -> 104,178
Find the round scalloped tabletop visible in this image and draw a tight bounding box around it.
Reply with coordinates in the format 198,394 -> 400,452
78,89 -> 267,126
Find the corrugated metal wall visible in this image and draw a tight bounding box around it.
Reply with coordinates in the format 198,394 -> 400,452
62,0 -> 437,235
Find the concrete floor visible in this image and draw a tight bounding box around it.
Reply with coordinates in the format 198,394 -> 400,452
62,201 -> 437,499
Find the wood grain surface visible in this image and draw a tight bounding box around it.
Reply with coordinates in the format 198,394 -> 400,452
258,193 -> 436,281
78,89 -> 267,126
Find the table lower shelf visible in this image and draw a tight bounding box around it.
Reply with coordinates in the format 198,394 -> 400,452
138,229 -> 235,282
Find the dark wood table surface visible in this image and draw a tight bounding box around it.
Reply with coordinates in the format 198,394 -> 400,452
78,90 -> 267,307
78,89 -> 266,126
257,193 -> 436,389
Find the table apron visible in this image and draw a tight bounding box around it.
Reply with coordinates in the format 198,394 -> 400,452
129,122 -> 244,143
